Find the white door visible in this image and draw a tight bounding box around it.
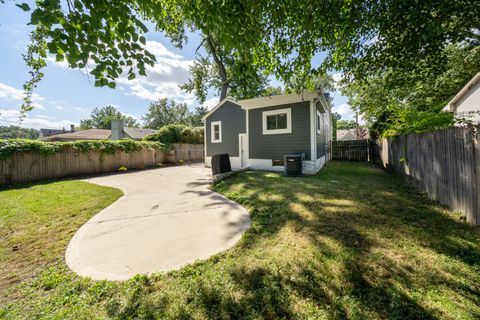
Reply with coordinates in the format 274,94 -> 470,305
239,134 -> 248,168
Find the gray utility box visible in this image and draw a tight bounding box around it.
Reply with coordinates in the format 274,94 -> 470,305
284,154 -> 304,176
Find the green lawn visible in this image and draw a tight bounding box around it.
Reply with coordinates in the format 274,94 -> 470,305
1,162 -> 480,319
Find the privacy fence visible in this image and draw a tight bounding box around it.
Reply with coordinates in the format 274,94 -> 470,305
331,140 -> 380,163
379,127 -> 479,225
0,143 -> 204,186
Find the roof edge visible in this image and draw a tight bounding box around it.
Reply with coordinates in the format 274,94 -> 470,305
238,91 -> 320,110
443,72 -> 480,112
201,97 -> 238,120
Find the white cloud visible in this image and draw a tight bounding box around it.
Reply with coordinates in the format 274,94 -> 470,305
331,73 -> 344,90
74,107 -> 83,111
117,40 -> 196,104
45,40 -> 197,105
123,112 -> 140,120
332,103 -> 364,124
203,97 -> 220,110
0,108 -> 77,129
0,83 -> 45,110
145,40 -> 183,59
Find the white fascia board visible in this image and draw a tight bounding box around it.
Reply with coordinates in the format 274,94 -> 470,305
239,92 -> 320,110
443,72 -> 480,112
202,97 -> 237,120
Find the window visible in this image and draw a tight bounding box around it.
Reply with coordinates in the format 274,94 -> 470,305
211,121 -> 222,143
317,110 -> 322,134
262,108 -> 292,135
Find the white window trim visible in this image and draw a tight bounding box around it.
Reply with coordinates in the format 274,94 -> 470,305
316,110 -> 322,134
211,121 -> 222,143
262,108 -> 292,135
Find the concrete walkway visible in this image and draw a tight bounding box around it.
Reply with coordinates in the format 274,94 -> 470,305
65,164 -> 250,281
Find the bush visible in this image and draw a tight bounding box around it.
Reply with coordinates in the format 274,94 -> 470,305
0,139 -> 164,160
143,124 -> 203,144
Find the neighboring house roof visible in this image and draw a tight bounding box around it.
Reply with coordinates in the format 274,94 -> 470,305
39,128 -> 66,138
41,129 -> 111,141
123,127 -> 156,140
337,129 -> 369,141
443,72 -> 480,113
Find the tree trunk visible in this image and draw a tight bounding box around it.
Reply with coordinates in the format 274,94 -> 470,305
206,35 -> 228,101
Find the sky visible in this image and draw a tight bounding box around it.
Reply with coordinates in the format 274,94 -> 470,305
0,2 -> 355,130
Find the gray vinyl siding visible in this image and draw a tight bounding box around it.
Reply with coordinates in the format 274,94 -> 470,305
316,101 -> 328,159
205,101 -> 246,157
248,102 -> 312,161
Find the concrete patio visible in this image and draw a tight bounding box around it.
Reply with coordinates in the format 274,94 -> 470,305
65,164 -> 250,281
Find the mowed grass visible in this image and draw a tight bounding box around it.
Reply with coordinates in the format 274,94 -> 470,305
1,161 -> 480,319
0,181 -> 123,301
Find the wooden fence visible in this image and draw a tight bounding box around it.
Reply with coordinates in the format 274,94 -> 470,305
0,143 -> 204,186
172,143 -> 204,163
379,127 -> 479,225
331,140 -> 370,161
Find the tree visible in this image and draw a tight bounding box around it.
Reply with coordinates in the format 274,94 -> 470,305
331,112 -> 341,141
179,33 -> 268,103
13,1 -> 479,109
22,1 -> 479,82
336,120 -> 356,130
80,105 -> 138,130
188,105 -> 208,127
343,44 -> 480,136
142,98 -> 190,129
0,126 -> 39,139
261,86 -> 284,97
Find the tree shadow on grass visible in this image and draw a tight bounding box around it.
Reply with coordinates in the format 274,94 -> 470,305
107,162 -> 480,319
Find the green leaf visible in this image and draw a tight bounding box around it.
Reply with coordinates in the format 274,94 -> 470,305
15,3 -> 30,11
107,81 -> 116,89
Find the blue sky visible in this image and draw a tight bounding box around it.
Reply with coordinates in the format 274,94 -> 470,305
0,2 -> 353,130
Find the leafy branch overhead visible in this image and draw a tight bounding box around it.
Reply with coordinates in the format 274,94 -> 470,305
21,25 -> 47,121
16,0 -> 157,89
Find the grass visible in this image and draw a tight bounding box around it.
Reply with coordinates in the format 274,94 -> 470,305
1,161 -> 479,319
0,181 -> 123,302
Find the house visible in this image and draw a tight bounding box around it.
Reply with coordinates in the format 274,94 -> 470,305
336,128 -> 369,141
443,72 -> 480,123
40,120 -> 156,141
202,91 -> 332,175
39,125 -> 75,138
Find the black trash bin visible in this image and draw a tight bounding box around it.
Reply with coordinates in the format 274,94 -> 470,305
211,154 -> 232,175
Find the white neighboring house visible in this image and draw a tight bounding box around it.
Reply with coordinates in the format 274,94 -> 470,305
443,73 -> 480,124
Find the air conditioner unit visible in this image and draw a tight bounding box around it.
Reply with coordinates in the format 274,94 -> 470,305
284,154 -> 304,176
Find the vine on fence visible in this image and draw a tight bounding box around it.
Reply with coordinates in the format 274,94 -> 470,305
0,139 -> 164,160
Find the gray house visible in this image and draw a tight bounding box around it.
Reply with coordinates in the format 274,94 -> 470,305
202,91 -> 332,174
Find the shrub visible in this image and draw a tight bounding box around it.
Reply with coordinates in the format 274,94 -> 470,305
143,124 -> 203,144
0,139 -> 164,160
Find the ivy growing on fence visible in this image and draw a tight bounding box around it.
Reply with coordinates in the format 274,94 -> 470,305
0,139 -> 164,160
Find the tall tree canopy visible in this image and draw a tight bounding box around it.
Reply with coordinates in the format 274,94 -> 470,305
343,44 -> 480,137
0,126 -> 39,139
80,105 -> 139,129
142,98 -> 190,129
10,0 -> 480,135
15,0 -> 478,87
142,98 -> 208,129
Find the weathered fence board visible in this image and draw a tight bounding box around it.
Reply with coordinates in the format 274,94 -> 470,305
331,140 -> 369,161
379,127 -> 479,225
0,143 -> 205,186
172,143 -> 204,162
